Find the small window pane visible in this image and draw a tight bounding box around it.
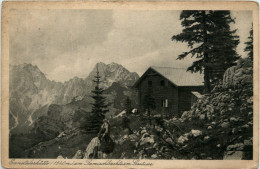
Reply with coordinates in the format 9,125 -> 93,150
160,80 -> 165,86
148,80 -> 152,87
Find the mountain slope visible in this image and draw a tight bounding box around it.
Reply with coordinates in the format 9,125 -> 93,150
9,62 -> 139,133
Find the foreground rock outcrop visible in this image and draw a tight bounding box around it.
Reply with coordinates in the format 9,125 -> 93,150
108,58 -> 253,160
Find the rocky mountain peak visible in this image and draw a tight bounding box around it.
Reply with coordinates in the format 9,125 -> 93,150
87,62 -> 139,88
9,62 -> 139,133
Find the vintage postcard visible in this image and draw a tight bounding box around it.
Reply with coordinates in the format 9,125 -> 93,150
1,1 -> 259,169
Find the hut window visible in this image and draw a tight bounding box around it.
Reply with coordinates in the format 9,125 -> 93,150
161,99 -> 168,108
148,80 -> 152,87
160,80 -> 165,86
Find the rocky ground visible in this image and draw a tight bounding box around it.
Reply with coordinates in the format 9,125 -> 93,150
106,58 -> 253,160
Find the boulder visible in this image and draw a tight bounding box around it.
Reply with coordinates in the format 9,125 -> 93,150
191,130 -> 202,137
140,134 -> 154,146
83,137 -> 101,159
72,150 -> 83,159
181,111 -> 189,119
199,114 -> 205,120
177,135 -> 189,144
242,124 -> 249,129
230,117 -> 239,122
248,122 -> 253,126
244,139 -> 253,146
141,129 -> 147,135
226,143 -> 244,151
221,122 -> 230,128
57,155 -> 64,159
129,134 -> 138,141
223,151 -> 244,160
151,154 -> 157,159
232,128 -> 238,134
204,136 -> 210,141
166,137 -> 173,144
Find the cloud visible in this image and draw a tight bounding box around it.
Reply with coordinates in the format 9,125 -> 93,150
9,9 -> 252,82
10,9 -> 114,81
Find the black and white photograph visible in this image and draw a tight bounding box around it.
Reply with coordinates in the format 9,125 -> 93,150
1,1 -> 259,168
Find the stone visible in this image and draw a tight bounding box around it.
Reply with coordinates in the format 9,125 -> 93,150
223,151 -> 244,160
244,139 -> 253,146
220,110 -> 226,115
72,150 -> 83,159
181,111 -> 189,119
200,153 -> 206,157
208,126 -> 212,130
153,143 -> 159,149
247,97 -> 253,104
232,128 -> 238,134
151,154 -> 157,159
206,113 -> 212,120
57,155 -> 64,159
226,143 -> 244,151
184,132 -> 192,138
141,129 -> 147,135
84,137 -> 101,159
140,135 -> 155,146
195,109 -> 201,115
242,124 -> 249,129
199,114 -> 205,120
206,105 -> 214,114
166,137 -> 173,144
191,130 -> 202,137
57,131 -> 66,138
204,136 -> 210,141
230,117 -> 239,122
211,122 -> 216,125
248,122 -> 253,126
177,135 -> 189,144
216,144 -> 221,148
221,122 -> 230,128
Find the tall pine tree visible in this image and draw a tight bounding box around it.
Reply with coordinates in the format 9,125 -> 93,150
172,10 -> 239,92
88,63 -> 109,133
124,97 -> 132,116
143,87 -> 156,125
244,25 -> 253,60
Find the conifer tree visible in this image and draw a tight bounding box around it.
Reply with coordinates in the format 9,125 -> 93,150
143,87 -> 156,125
124,97 -> 132,116
244,25 -> 253,60
172,10 -> 240,92
88,64 -> 109,132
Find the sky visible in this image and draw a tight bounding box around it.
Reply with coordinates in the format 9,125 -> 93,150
9,9 -> 252,82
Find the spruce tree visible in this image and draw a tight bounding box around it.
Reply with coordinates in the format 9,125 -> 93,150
143,87 -> 156,125
207,11 -> 240,84
244,25 -> 253,60
88,64 -> 109,133
124,97 -> 132,116
172,10 -> 239,92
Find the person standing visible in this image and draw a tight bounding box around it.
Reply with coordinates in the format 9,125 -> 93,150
98,119 -> 114,158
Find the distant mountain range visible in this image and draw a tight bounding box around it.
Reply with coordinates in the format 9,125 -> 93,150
9,62 -> 139,134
